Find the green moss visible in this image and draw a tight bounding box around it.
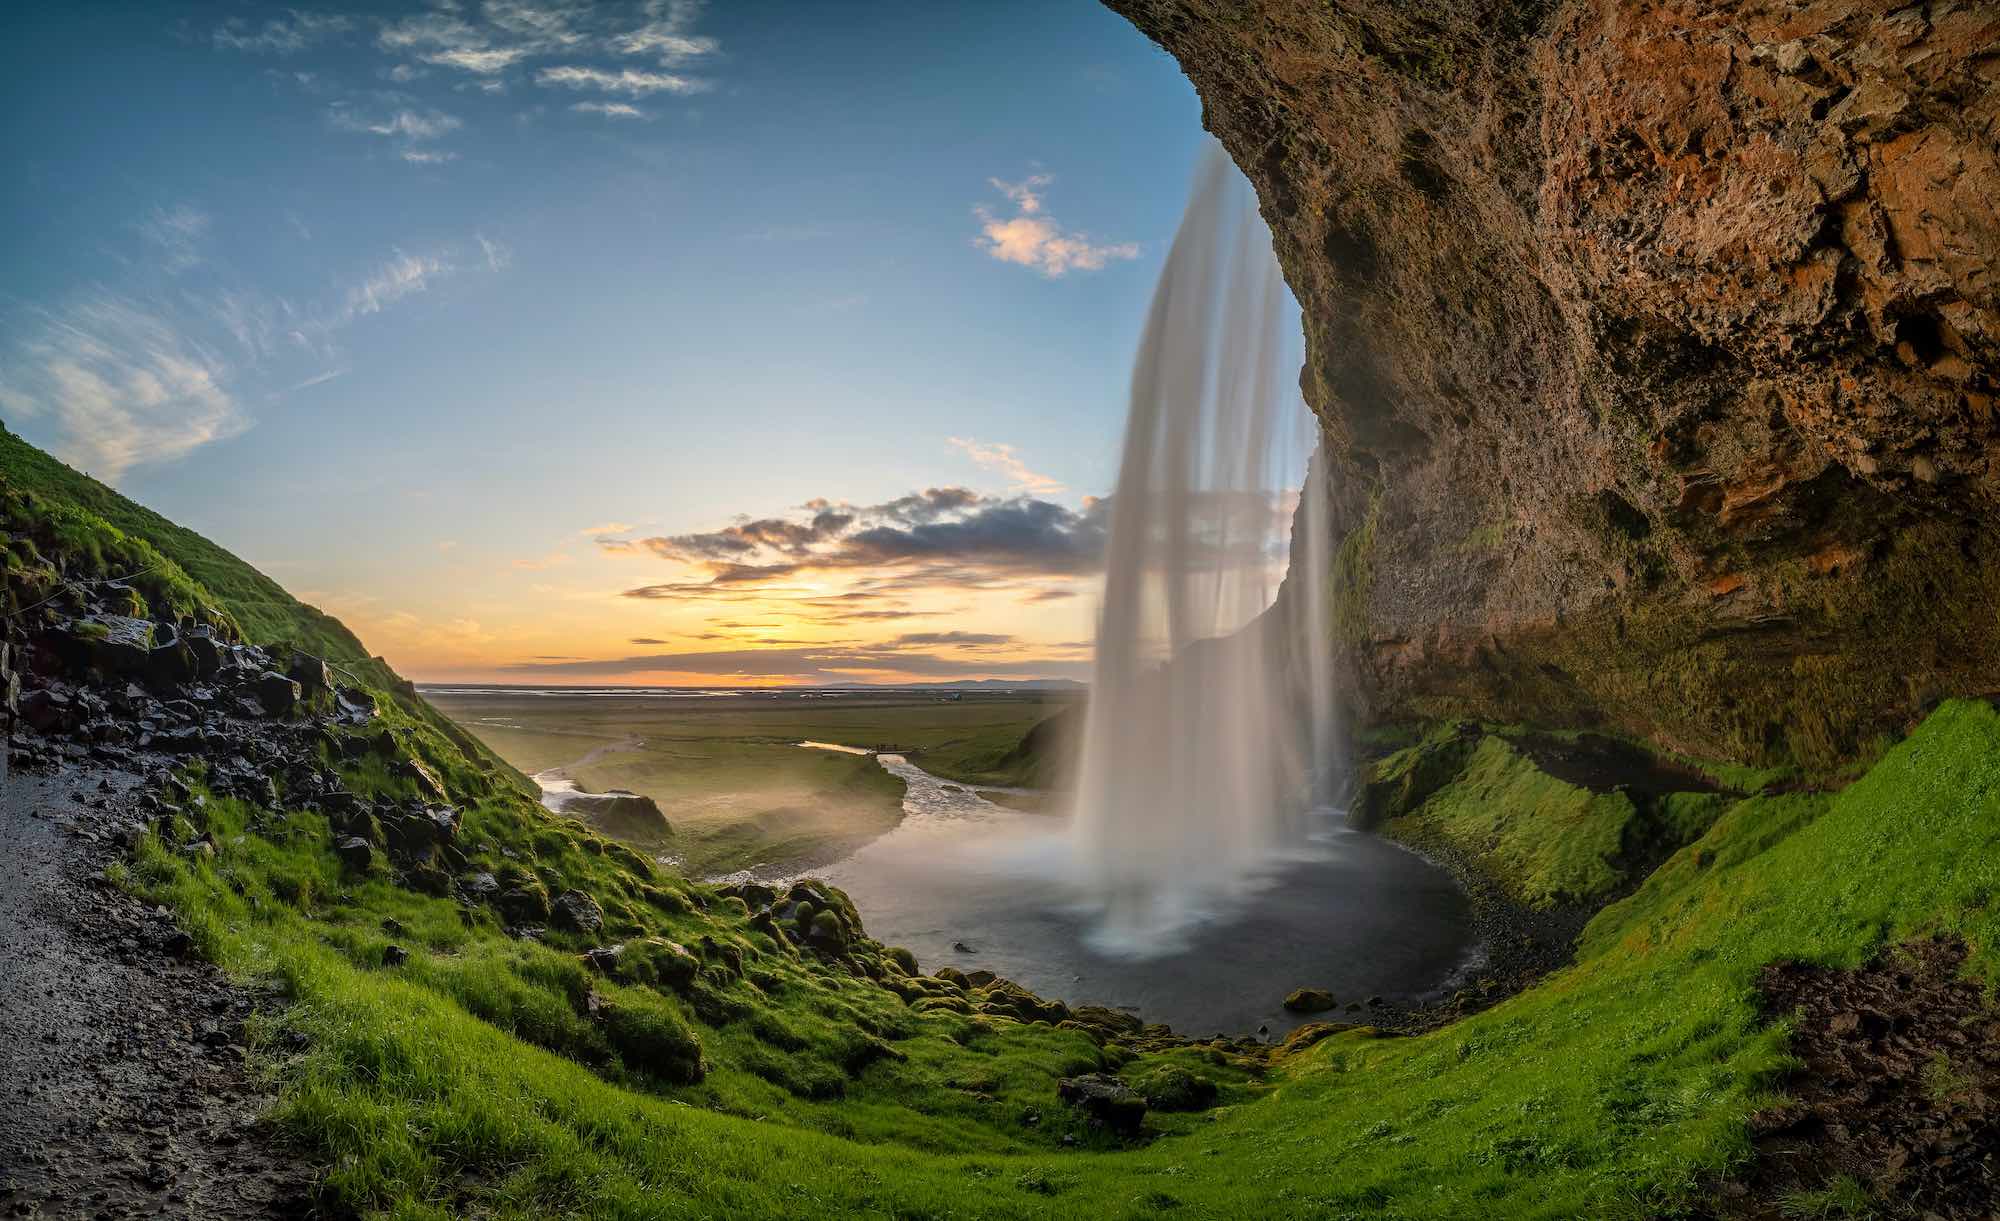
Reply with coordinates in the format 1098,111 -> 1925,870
1384,736 -> 1643,906
1330,492 -> 1381,645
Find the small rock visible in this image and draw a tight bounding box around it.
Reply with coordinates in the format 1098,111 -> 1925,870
952,940 -> 977,954
382,945 -> 409,966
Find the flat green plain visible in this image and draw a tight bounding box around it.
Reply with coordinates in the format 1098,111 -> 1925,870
425,690 -> 1073,877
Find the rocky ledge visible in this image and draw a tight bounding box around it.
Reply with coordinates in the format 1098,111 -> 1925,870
1108,0 -> 2000,770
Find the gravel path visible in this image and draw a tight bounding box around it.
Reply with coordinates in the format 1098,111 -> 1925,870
0,759 -> 315,1220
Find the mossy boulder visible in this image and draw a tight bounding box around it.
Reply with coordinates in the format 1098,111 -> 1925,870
1283,987 -> 1337,1013
1130,1064 -> 1219,1112
1056,1073 -> 1147,1133
600,992 -> 704,1085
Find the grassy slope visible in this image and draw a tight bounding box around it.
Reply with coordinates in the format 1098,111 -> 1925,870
1365,730 -> 1734,908
10,426 -> 2000,1217
118,698 -> 2000,1218
0,425 -> 535,803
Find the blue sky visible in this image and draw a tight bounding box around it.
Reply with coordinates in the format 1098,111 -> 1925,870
0,1 -> 1208,682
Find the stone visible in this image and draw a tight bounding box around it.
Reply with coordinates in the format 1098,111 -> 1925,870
952,940 -> 977,954
19,688 -> 71,733
805,908 -> 847,952
78,615 -> 153,675
1283,987 -> 1337,1014
550,889 -> 604,935
255,672 -> 300,717
562,789 -> 671,841
288,652 -> 332,698
334,836 -> 374,871
382,944 -> 409,966
497,885 -> 550,925
1056,1073 -> 1147,1133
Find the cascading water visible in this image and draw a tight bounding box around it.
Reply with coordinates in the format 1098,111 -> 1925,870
1070,139 -> 1335,955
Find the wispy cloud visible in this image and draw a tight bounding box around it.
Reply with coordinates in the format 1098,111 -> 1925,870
581,521 -> 636,536
401,149 -> 461,165
425,46 -> 530,73
331,106 -> 463,140
341,250 -> 452,322
571,100 -> 649,120
0,294 -> 248,482
513,552 -> 573,571
974,174 -> 1138,277
137,204 -> 209,275
947,436 -> 1065,495
535,65 -> 707,96
613,0 -> 718,64
286,367 -> 347,393
212,11 -> 353,55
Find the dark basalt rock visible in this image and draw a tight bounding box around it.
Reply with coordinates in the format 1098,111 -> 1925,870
497,885 -> 551,925
550,889 -> 604,935
254,672 -> 300,717
288,652 -> 332,699
334,836 -> 374,871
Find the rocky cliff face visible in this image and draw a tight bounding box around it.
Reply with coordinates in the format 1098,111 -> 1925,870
1108,0 -> 2000,767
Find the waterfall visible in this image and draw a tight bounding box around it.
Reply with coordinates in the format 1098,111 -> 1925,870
1069,139 -> 1334,955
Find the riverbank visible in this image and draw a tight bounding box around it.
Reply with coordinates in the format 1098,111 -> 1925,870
427,687 -> 1069,878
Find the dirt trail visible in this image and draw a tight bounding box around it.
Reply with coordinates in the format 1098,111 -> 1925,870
0,761 -> 314,1219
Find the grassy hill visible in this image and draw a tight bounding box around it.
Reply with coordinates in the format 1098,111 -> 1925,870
3,421 -> 1994,1217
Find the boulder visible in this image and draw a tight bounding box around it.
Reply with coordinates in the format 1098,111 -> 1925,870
497,884 -> 550,925
562,789 -> 672,841
550,889 -> 605,935
79,615 -> 153,675
288,652 -> 332,699
805,909 -> 847,952
1133,1064 -> 1219,1112
184,630 -> 223,679
19,688 -> 72,734
334,836 -> 375,871
1056,1073 -> 1147,1133
382,944 -> 409,966
1071,1005 -> 1145,1037
1283,987 -> 1337,1014
255,671 -> 301,717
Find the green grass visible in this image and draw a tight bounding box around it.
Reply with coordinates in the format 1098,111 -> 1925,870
13,423 -> 2000,1216
1365,730 -> 1733,908
0,423 -> 371,665
113,697 -> 2000,1218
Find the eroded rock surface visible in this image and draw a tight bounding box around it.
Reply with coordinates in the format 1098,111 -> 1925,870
1106,0 -> 2000,766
